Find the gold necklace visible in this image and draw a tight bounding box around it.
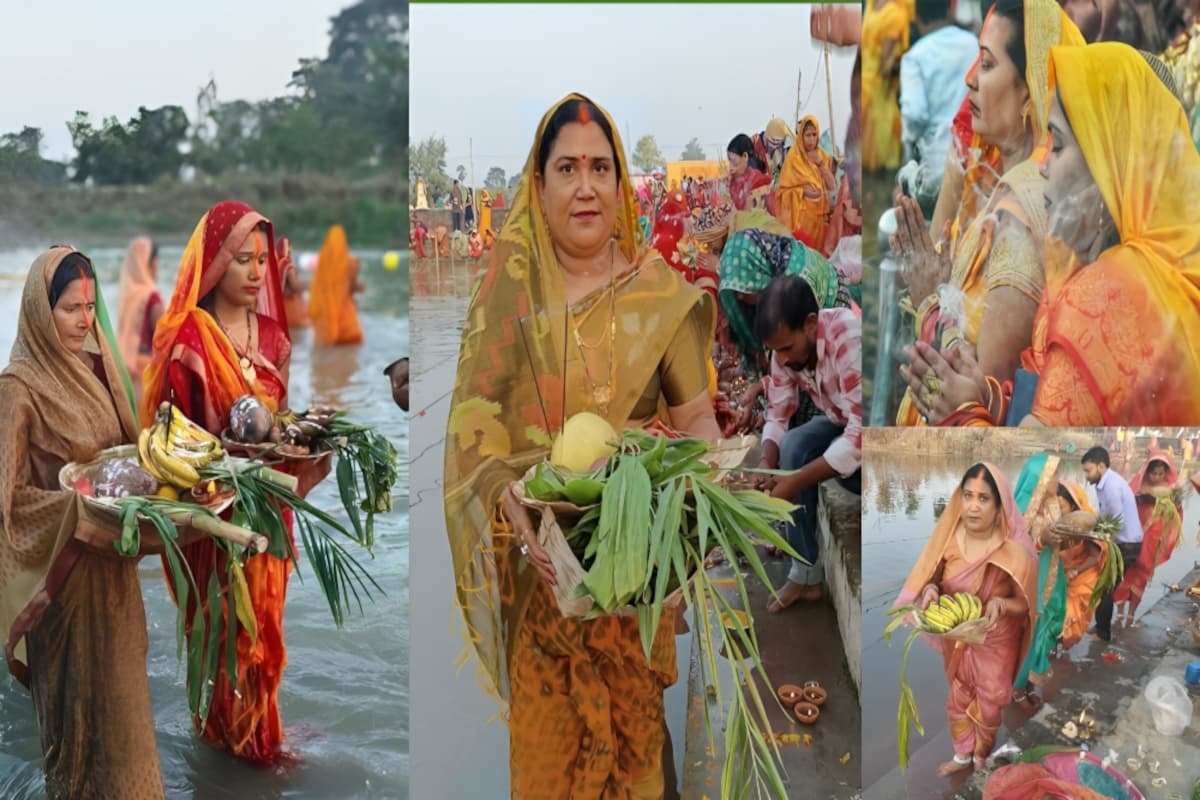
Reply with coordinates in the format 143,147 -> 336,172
219,307 -> 258,385
571,242 -> 617,413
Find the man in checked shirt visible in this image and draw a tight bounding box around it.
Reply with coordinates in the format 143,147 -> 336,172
751,275 -> 862,612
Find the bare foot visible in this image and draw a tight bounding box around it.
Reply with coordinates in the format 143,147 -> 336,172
936,757 -> 973,776
767,581 -> 821,613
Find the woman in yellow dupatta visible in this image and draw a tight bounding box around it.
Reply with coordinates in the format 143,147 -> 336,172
116,237 -> 164,408
444,93 -> 719,798
776,115 -> 836,249
862,0 -> 912,172
2,248 -> 171,798
904,42 -> 1200,426
308,224 -> 364,345
894,0 -> 1084,426
893,463 -> 1037,775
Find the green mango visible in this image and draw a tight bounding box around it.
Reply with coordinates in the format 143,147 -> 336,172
562,476 -> 606,506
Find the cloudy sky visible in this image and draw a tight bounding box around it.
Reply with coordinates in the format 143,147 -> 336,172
411,3 -> 857,181
0,0 -> 352,160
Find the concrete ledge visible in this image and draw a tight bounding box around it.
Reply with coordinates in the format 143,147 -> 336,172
819,480 -> 863,695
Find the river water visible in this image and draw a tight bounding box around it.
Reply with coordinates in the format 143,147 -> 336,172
0,244 -> 409,800
861,438 -> 1200,798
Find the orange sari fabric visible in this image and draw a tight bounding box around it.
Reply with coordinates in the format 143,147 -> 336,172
116,237 -> 161,403
1057,480 -> 1102,648
1025,43 -> 1200,424
307,224 -> 363,345
142,200 -> 296,763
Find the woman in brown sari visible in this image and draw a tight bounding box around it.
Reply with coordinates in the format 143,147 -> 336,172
444,94 -> 720,798
0,247 -> 199,799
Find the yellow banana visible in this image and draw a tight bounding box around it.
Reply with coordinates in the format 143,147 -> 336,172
138,428 -> 170,484
169,404 -> 220,445
948,594 -> 969,621
148,428 -> 200,488
923,606 -> 956,631
966,594 -> 983,619
937,595 -> 962,625
921,611 -> 951,633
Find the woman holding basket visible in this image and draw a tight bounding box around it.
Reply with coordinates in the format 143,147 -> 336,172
443,93 -> 721,798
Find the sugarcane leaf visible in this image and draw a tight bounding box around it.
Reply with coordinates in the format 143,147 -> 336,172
336,454 -> 366,545
187,599 -> 207,718
198,569 -> 224,725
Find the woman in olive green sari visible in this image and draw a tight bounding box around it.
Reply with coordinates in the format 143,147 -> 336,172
443,94 -> 720,798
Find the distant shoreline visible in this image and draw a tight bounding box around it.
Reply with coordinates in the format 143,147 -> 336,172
0,174 -> 408,250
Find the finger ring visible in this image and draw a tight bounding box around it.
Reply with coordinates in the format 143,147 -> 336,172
921,390 -> 934,407
924,375 -> 941,395
519,542 -> 530,556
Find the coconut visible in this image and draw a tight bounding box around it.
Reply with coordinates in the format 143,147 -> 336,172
549,412 -> 618,474
229,395 -> 274,444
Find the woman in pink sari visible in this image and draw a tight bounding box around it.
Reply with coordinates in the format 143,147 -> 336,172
1113,451 -> 1182,620
895,462 -> 1037,775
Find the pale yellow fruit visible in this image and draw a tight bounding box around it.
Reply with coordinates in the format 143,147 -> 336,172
549,412 -> 618,474
155,485 -> 179,500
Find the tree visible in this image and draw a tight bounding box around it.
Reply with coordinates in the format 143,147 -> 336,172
631,134 -> 665,173
0,126 -> 66,185
485,166 -> 506,189
681,138 -> 706,161
409,135 -> 450,199
68,106 -> 188,185
456,164 -> 467,182
508,172 -> 522,190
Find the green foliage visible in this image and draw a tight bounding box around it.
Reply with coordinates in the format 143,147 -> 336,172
681,137 -> 707,161
408,136 -> 450,200
631,134 -> 665,173
484,166 -> 506,190
0,126 -> 66,185
68,105 -> 189,185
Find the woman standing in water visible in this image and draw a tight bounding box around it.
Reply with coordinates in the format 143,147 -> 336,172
894,463 -> 1037,775
444,93 -> 720,798
2,247 -> 202,798
308,224 -> 365,346
142,200 -> 328,763
116,237 -> 164,407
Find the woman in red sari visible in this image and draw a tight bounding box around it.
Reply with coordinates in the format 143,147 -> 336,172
726,134 -> 774,214
141,200 -> 325,763
1113,452 -> 1182,620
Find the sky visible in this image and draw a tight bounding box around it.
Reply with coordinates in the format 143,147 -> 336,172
411,4 -> 857,182
0,0 -> 352,160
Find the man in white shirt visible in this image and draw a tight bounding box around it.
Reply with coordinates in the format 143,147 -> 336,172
1082,446 -> 1144,641
899,0 -> 978,213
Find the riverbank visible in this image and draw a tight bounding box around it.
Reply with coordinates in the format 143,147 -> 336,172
0,173 -> 406,250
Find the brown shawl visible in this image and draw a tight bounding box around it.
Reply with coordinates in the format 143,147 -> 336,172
1,247 -> 139,680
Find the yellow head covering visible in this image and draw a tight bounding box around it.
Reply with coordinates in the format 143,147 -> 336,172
1031,42 -> 1200,423
443,93 -> 711,701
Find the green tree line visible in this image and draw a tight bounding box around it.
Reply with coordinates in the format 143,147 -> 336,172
1,0 -> 405,188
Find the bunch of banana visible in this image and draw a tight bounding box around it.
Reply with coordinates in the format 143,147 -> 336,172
920,592 -> 982,634
137,402 -> 225,490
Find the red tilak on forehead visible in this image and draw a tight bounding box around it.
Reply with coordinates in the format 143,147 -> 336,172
78,267 -> 93,303
578,104 -> 590,125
